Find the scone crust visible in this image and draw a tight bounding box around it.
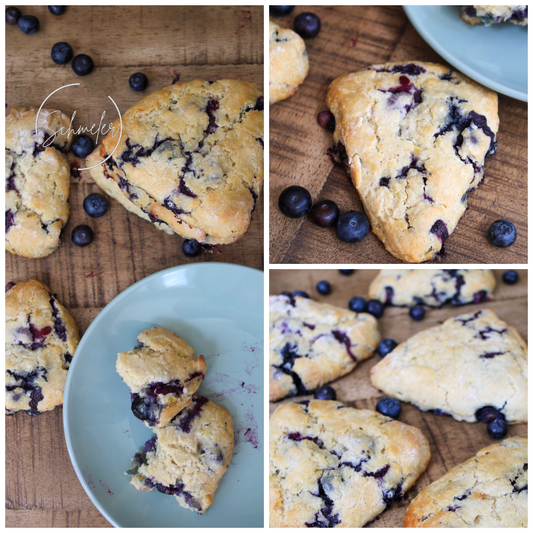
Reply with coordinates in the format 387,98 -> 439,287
462,5 -> 528,25
326,62 -> 499,263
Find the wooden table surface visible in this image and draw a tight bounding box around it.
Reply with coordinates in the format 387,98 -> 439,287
269,6 -> 528,264
269,268 -> 527,527
5,5 -> 263,528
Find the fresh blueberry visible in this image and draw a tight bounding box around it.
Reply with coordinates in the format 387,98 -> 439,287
314,385 -> 336,401
348,296 -> 366,313
71,225 -> 94,247
182,239 -> 202,257
335,211 -> 370,243
487,418 -> 508,439
269,5 -> 294,16
129,72 -> 148,92
83,193 -> 109,218
366,299 -> 384,319
316,280 -> 331,295
292,290 -> 309,299
488,219 -> 517,247
48,6 -> 66,15
6,7 -> 21,24
309,200 -> 339,228
278,186 -> 312,218
71,134 -> 95,158
339,269 -> 354,276
376,397 -> 401,419
72,54 -> 94,76
409,304 -> 425,321
377,339 -> 398,358
475,406 -> 505,424
51,42 -> 73,64
293,12 -> 321,38
502,270 -> 519,285
18,15 -> 39,34
317,110 -> 335,132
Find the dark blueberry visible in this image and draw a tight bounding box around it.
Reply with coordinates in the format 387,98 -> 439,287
280,291 -> 292,297
278,186 -> 312,218
475,406 -> 505,424
316,280 -> 331,295
71,225 -> 94,247
488,219 -> 517,247
5,282 -> 15,292
377,338 -> 398,358
6,7 -> 21,24
83,193 -> 109,218
48,6 -> 66,15
487,418 -> 508,439
293,12 -> 321,39
376,397 -> 401,419
132,394 -> 159,424
309,200 -> 339,228
502,270 -> 519,285
317,111 -> 335,132
18,15 -> 39,34
339,269 -> 354,276
129,72 -> 148,92
72,54 -> 94,76
348,296 -> 366,313
182,239 -> 202,257
409,304 -> 425,321
430,219 -> 449,243
314,385 -> 336,401
292,290 -> 309,299
51,41 -> 73,64
335,211 -> 369,243
71,134 -> 95,158
366,299 -> 384,319
269,5 -> 294,16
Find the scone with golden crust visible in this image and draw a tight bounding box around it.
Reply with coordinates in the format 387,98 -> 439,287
128,395 -> 234,514
404,437 -> 527,527
6,107 -> 73,258
369,269 -> 496,307
269,400 -> 431,527
5,279 -> 80,415
269,21 -> 309,104
86,79 -> 263,246
370,309 -> 527,423
116,327 -> 207,427
269,295 -> 380,402
326,62 -> 499,263
462,5 -> 528,26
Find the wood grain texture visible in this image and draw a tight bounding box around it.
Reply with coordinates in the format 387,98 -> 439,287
269,6 -> 527,264
269,268 -> 527,528
6,5 -> 263,528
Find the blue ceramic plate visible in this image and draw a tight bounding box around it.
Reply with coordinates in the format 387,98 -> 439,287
404,5 -> 527,101
63,263 -> 264,528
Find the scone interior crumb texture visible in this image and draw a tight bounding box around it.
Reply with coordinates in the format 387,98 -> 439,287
462,5 -> 528,25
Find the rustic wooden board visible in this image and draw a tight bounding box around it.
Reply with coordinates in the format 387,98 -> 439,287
269,268 -> 527,527
269,6 -> 527,264
6,5 -> 263,528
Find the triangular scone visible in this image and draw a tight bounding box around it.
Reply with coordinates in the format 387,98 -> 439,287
370,310 -> 527,422
326,62 -> 499,263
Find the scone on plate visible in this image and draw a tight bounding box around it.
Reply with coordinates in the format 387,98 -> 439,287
127,395 -> 234,514
269,294 -> 380,401
5,280 -> 80,415
116,327 -> 207,427
270,400 -> 431,527
404,437 -> 527,527
462,5 -> 528,26
326,62 -> 499,263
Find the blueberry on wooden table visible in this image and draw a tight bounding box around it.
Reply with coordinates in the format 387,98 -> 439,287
366,299 -> 384,319
83,193 -> 109,218
487,418 -> 508,439
316,280 -> 331,295
18,15 -> 39,34
51,41 -> 73,64
48,6 -> 66,15
182,239 -> 202,257
292,290 -> 309,299
5,7 -> 21,24
293,12 -> 321,38
309,200 -> 339,228
129,72 -> 148,92
71,225 -> 94,247
335,211 -> 369,243
488,219 -> 517,247
376,397 -> 401,419
71,134 -> 95,158
409,304 -> 425,321
314,385 -> 336,401
317,111 -> 335,132
475,406 -> 505,424
72,54 -> 94,76
377,339 -> 397,358
338,269 -> 354,276
269,6 -> 295,16
502,270 -> 519,285
348,296 -> 366,313
278,186 -> 312,218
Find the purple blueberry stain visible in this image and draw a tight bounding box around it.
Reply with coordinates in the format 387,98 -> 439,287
331,330 -> 358,361
203,99 -> 219,136
50,296 -> 67,342
176,396 -> 209,433
5,210 -> 15,233
287,431 -> 325,449
430,220 -> 449,243
305,477 -> 341,528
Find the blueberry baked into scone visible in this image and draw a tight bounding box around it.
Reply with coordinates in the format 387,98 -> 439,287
128,395 -> 234,514
269,294 -> 380,401
326,62 -> 499,263
6,107 -> 73,258
370,309 -> 527,423
116,327 -> 206,427
269,400 -> 431,527
462,5 -> 528,26
404,437 -> 527,527
368,269 -> 496,307
86,79 -> 264,247
269,21 -> 309,104
5,280 -> 80,415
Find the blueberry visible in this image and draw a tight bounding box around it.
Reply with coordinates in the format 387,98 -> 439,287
309,200 -> 339,228
129,72 -> 148,92
269,5 -> 294,16
316,280 -> 331,295
6,7 -> 21,25
83,193 -> 109,218
314,385 -> 336,401
280,291 -> 292,297
339,269 -> 354,276
475,406 -> 505,424
317,110 -> 335,132
487,418 -> 508,439
48,6 -> 66,15
488,219 -> 517,247
376,397 -> 401,419
377,339 -> 397,358
366,299 -> 384,319
502,270 -> 519,285
409,304 -> 425,321
335,211 -> 370,243
278,186 -> 312,218
18,15 -> 39,34
51,42 -> 73,64
71,134 -> 95,158
182,239 -> 202,257
348,296 -> 366,313
71,225 -> 94,247
292,290 -> 309,299
293,12 -> 321,39
72,54 -> 94,76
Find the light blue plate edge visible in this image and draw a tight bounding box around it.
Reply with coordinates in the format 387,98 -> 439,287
63,262 -> 264,528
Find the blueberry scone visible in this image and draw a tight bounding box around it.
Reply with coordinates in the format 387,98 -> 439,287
404,437 -> 527,527
269,21 -> 309,105
269,295 -> 380,402
127,395 -> 234,514
370,309 -> 527,423
6,107 -> 73,258
116,327 -> 206,427
86,79 -> 264,246
368,269 -> 496,307
326,62 -> 499,263
6,280 -> 80,415
462,5 -> 528,26
269,400 -> 431,527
